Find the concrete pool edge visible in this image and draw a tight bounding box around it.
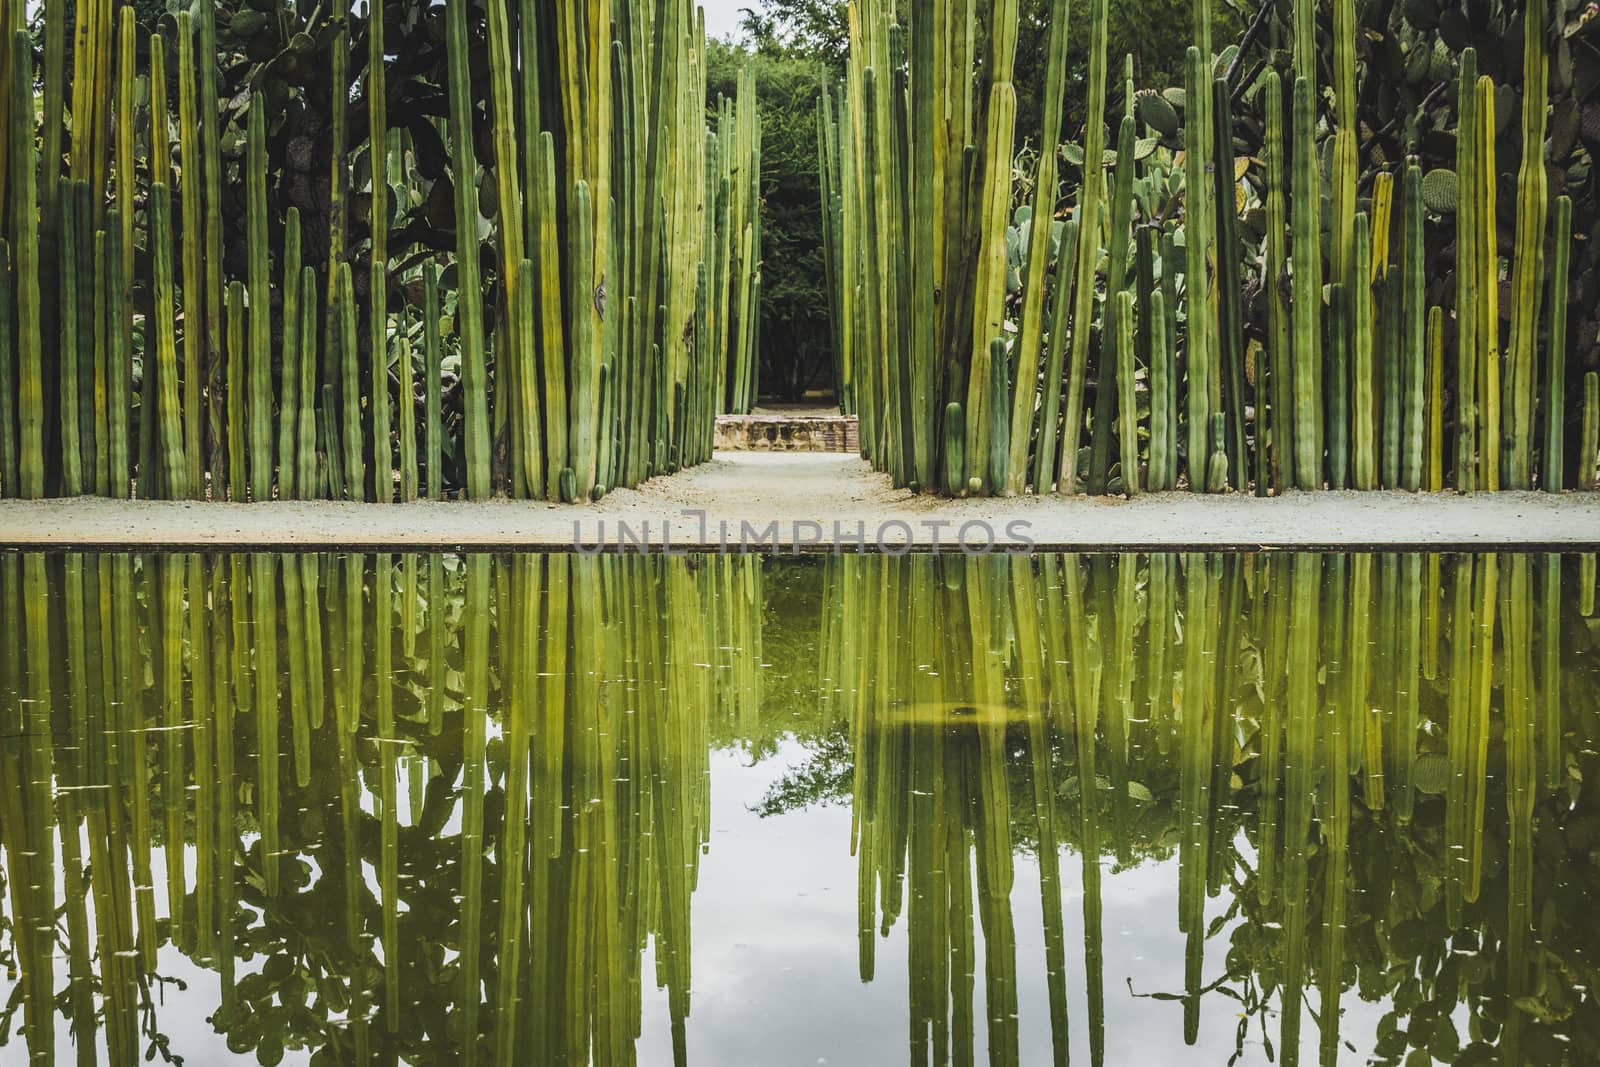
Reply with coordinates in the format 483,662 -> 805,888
0,452 -> 1596,551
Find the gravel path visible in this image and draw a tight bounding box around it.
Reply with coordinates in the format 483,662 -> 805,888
0,452 -> 1596,550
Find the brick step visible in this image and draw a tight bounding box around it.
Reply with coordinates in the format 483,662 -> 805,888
714,414 -> 860,453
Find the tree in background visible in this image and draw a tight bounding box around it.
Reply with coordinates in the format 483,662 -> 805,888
707,39 -> 835,403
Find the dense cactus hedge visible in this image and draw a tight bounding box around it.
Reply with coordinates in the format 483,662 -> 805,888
0,0 -> 761,502
822,0 -> 1600,496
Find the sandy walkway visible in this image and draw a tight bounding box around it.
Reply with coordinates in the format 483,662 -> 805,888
0,452 -> 1596,550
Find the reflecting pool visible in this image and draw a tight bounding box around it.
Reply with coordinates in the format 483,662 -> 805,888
0,551 -> 1595,1065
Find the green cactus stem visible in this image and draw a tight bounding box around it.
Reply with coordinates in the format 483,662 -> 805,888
422,264 -> 443,500
198,0 -> 226,492
1185,48 -> 1215,492
1381,269 -> 1402,489
13,32 -> 44,499
338,264 -> 364,501
1327,282 -> 1349,490
0,241 -> 15,495
1211,78 -> 1247,489
1115,291 -> 1139,497
246,97 -> 272,502
151,181 -> 187,500
1543,196 -> 1571,492
1148,289 -> 1173,492
1352,212 -> 1376,490
1583,374 -> 1599,492
1263,72 -> 1292,495
105,216 -> 131,499
988,338 -> 1010,495
445,0 -> 490,500
1289,76 -> 1321,490
1506,2 -> 1548,490
398,329 -> 418,504
1207,413 -> 1229,494
296,266 -> 318,500
1400,164 -> 1426,492
1058,0 -> 1110,495
177,9 -> 204,498
59,178 -> 83,496
944,401 -> 965,497
277,210 -> 303,500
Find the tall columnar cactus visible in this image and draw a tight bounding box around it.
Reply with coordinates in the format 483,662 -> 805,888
59,178 -> 83,495
1582,374 -> 1600,492
191,0 -> 225,489
278,211 -> 304,500
1262,72 -> 1292,495
1327,282 -> 1349,490
1212,78 -> 1247,489
445,0 -> 490,500
422,264 -> 443,501
1454,49 -> 1480,492
1352,212 -> 1377,490
295,265 -> 318,500
0,241 -> 15,496
1289,76 -> 1322,491
1184,47 -> 1215,492
1544,196 -> 1572,492
1476,75 -> 1500,491
1400,164 -> 1426,492
368,0 -> 393,503
1090,112 -> 1137,496
11,31 -> 42,498
151,179 -> 187,500
246,98 -> 272,502
1059,0 -> 1110,495
1006,0 -> 1071,495
1148,289 -> 1173,492
176,10 -> 203,498
338,264 -> 364,501
1506,2 -> 1548,490
104,215 -> 128,498
1115,291 -> 1139,496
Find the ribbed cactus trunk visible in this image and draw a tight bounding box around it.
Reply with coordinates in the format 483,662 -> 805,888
444,0 -> 490,500
1289,76 -> 1322,491
1059,0 -> 1110,496
11,31 -> 42,498
1506,3 -> 1548,490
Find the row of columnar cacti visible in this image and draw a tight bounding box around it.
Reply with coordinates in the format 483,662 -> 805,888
0,550 -> 763,1062
0,0 -> 761,503
823,0 -> 1596,496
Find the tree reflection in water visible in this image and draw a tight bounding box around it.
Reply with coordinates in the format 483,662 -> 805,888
0,551 -> 1595,1066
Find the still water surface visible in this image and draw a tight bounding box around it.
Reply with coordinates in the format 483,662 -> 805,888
0,551 -> 1596,1066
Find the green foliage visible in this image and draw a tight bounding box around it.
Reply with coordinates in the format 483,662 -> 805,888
707,40 -> 832,402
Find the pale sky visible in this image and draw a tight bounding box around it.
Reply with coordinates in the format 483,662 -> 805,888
700,0 -> 750,42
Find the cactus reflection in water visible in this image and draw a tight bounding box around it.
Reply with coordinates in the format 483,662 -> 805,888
1,552 -> 1599,1064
